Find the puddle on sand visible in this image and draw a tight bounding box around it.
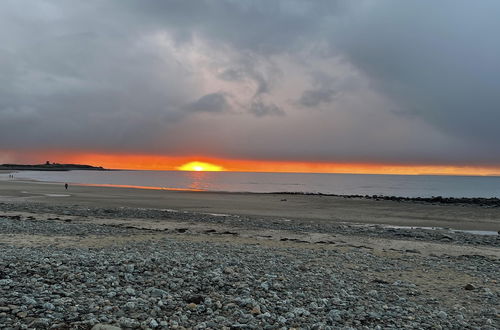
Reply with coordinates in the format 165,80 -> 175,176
44,194 -> 71,197
382,225 -> 498,236
453,229 -> 498,236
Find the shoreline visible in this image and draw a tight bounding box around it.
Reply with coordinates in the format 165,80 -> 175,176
3,173 -> 500,207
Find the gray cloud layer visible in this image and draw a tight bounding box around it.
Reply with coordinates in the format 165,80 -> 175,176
1,0 -> 499,166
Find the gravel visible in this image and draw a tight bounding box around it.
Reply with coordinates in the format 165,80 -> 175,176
0,203 -> 499,329
1,202 -> 499,247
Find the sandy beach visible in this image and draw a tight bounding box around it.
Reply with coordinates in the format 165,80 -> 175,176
1,179 -> 500,231
1,178 -> 499,329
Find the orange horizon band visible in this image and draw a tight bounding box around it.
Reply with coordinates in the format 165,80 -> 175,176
1,151 -> 500,176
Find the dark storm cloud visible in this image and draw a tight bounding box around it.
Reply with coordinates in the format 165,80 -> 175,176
248,99 -> 285,117
184,93 -> 230,113
0,0 -> 499,166
331,1 -> 500,146
298,89 -> 337,108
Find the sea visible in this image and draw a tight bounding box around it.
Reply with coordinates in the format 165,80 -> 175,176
4,170 -> 500,198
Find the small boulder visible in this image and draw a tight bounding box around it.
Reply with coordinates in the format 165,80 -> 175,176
464,283 -> 475,291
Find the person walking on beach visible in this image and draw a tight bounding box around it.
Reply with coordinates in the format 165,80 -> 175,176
64,183 -> 68,190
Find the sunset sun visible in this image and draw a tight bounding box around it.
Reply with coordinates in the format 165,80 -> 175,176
177,161 -> 223,172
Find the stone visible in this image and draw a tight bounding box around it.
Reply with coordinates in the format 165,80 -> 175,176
42,302 -> 55,310
149,288 -> 168,298
464,283 -> 475,290
17,311 -> 28,318
118,317 -> 140,328
124,302 -> 135,310
483,288 -> 494,296
251,306 -> 261,315
91,325 -> 122,330
22,296 -> 36,305
437,311 -> 447,319
31,318 -> 50,327
185,295 -> 204,304
293,307 -> 310,316
149,319 -> 159,328
327,309 -> 343,322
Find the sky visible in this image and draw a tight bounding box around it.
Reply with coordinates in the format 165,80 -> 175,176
1,0 -> 500,174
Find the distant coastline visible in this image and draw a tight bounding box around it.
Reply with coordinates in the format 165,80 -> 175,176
0,162 -> 108,171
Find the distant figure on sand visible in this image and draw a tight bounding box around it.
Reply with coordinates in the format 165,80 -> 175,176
65,183 -> 68,190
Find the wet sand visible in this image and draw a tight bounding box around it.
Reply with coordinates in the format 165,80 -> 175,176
1,179 -> 499,231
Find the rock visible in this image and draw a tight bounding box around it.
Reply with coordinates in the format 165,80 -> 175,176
223,267 -> 235,274
0,279 -> 13,285
277,316 -> 287,324
293,307 -> 310,316
17,311 -> 28,318
185,295 -> 204,304
42,302 -> 55,310
464,283 -> 475,290
440,234 -> 453,241
251,306 -> 261,315
22,296 -> 37,305
124,302 -> 135,310
31,318 -> 50,327
327,309 -> 343,322
483,288 -> 494,296
437,311 -> 447,319
149,288 -> 168,298
257,312 -> 271,319
119,317 -> 140,328
91,325 -> 122,330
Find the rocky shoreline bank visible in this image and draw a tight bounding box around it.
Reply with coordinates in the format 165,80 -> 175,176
0,202 -> 499,329
275,193 -> 500,208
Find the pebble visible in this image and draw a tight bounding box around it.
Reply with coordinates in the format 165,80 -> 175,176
91,325 -> 122,330
437,311 -> 447,319
464,283 -> 476,290
0,204 -> 498,329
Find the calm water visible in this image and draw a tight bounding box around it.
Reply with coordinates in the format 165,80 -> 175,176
5,170 -> 500,198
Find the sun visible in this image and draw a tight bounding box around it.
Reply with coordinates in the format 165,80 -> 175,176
177,161 -> 224,172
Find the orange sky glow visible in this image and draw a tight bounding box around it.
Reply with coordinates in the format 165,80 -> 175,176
4,150 -> 500,176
